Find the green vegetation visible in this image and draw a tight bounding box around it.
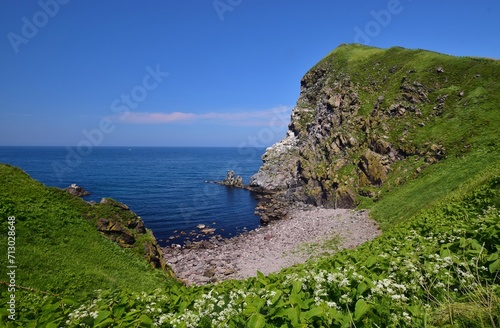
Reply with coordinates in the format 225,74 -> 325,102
2,167 -> 499,327
1,44 -> 499,326
291,235 -> 341,258
0,164 -> 176,298
361,150 -> 500,230
295,43 -> 499,211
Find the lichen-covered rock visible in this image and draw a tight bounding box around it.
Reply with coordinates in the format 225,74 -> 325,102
358,149 -> 389,187
335,186 -> 358,208
250,131 -> 299,192
92,198 -> 171,272
143,232 -> 170,272
96,218 -> 136,247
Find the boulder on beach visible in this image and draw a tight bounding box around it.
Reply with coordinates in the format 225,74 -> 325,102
201,227 -> 216,234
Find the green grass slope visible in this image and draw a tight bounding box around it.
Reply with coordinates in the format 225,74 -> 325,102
3,165 -> 499,327
345,45 -> 500,228
0,164 -> 176,299
301,44 -> 500,227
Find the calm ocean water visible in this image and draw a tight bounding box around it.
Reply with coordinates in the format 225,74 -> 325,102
0,147 -> 266,246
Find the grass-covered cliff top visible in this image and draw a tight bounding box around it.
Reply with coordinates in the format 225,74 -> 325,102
314,43 -> 499,149
285,43 -> 500,227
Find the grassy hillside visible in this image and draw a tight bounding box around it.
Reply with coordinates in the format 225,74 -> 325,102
325,45 -> 500,227
2,166 -> 499,327
366,150 -> 500,229
0,164 -> 177,298
1,44 -> 499,327
264,44 -> 498,216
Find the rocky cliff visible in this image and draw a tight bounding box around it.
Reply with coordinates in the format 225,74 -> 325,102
87,197 -> 171,273
250,44 -> 499,209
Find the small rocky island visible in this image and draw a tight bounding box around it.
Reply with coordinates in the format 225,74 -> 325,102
210,170 -> 291,225
214,170 -> 244,188
65,183 -> 91,197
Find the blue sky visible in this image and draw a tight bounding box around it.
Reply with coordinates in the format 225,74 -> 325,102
0,0 -> 498,147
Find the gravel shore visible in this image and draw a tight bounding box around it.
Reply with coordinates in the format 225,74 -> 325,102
163,207 -> 381,286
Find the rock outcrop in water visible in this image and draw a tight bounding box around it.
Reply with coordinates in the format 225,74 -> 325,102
217,170 -> 244,188
65,183 -> 91,197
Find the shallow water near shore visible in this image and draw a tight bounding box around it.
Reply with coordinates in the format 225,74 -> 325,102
0,146 -> 266,246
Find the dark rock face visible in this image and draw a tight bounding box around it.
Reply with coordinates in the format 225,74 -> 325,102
95,198 -> 170,273
143,235 -> 169,272
358,149 -> 389,187
65,184 -> 90,197
96,218 -> 136,246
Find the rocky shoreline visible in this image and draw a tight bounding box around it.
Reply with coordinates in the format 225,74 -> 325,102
163,206 -> 381,286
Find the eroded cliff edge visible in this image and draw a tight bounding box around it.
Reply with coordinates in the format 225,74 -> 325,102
250,44 -> 492,209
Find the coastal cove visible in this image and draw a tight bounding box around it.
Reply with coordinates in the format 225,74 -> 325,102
1,44 -> 499,326
0,146 -> 267,246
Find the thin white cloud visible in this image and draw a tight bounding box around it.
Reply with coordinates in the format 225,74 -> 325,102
120,106 -> 292,126
123,111 -> 197,124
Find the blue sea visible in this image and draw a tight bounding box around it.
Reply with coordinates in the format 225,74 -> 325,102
0,147 -> 266,246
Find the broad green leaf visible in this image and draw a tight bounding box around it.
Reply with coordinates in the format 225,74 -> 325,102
242,304 -> 260,317
357,282 -> 368,296
329,307 -> 347,326
271,290 -> 283,305
42,303 -> 60,312
291,280 -> 302,294
365,256 -> 377,268
289,293 -> 309,310
256,271 -> 267,285
489,259 -> 500,273
61,298 -> 78,306
354,299 -> 370,321
286,307 -> 300,325
139,314 -> 153,327
471,239 -> 483,251
243,298 -> 266,316
170,294 -> 181,306
487,252 -> 499,261
95,318 -> 115,328
303,306 -> 325,320
93,311 -> 111,325
247,313 -> 266,328
440,248 -> 451,258
113,305 -> 126,318
275,307 -> 300,325
407,305 -> 422,318
44,322 -> 60,328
